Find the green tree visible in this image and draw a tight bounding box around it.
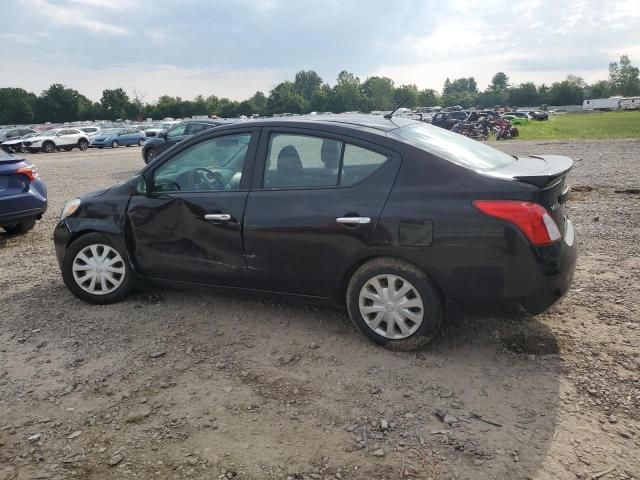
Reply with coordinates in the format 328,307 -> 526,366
0,88 -> 36,124
100,88 -> 131,120
586,80 -> 609,99
549,78 -> 584,105
417,89 -> 440,107
508,82 -> 540,107
489,72 -> 509,91
362,76 -> 395,110
609,54 -> 640,96
34,84 -> 83,123
267,82 -> 307,115
293,70 -> 323,102
329,71 -> 366,112
248,91 -> 267,115
393,84 -> 420,108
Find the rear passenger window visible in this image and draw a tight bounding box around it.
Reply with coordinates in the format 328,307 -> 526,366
264,134 -> 340,188
340,144 -> 387,187
263,133 -> 388,189
187,123 -> 210,135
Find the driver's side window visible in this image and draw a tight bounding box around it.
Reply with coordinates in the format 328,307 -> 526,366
152,133 -> 252,193
166,123 -> 186,139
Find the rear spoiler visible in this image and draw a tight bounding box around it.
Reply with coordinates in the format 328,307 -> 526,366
488,155 -> 574,188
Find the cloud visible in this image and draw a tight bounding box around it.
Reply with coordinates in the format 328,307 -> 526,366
25,0 -> 130,35
1,0 -> 639,97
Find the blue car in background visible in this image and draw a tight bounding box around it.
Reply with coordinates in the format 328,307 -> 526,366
90,127 -> 146,149
0,150 -> 47,234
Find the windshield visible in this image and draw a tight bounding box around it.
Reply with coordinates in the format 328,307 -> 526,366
388,123 -> 515,172
38,130 -> 58,137
98,128 -> 119,135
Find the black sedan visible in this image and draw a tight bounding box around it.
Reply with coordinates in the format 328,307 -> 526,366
141,119 -> 237,164
54,115 -> 577,349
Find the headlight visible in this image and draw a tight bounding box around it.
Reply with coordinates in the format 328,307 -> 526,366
60,199 -> 81,220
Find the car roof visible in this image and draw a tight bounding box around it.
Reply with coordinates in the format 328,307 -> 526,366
242,114 -> 419,136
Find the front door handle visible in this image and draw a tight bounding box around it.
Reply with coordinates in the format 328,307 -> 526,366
204,213 -> 231,221
336,217 -> 371,225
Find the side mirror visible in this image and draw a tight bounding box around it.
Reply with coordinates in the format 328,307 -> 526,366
128,175 -> 150,196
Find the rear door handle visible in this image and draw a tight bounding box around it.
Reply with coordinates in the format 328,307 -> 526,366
204,214 -> 231,221
336,217 -> 371,225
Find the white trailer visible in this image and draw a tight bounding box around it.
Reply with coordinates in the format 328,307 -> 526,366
582,97 -> 622,110
620,97 -> 640,110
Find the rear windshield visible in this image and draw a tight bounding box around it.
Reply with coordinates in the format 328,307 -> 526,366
388,123 -> 515,172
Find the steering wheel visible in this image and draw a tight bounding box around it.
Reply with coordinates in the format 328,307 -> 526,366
187,168 -> 230,191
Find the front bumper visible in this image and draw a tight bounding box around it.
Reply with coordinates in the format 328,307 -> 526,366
53,220 -> 71,269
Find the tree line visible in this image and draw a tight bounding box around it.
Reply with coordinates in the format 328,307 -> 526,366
1,55 -> 638,125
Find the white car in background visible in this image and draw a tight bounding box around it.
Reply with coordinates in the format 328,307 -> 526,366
22,128 -> 90,153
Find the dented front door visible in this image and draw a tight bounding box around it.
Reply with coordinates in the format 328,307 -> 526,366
126,191 -> 249,285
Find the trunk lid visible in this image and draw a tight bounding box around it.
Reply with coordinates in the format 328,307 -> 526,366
487,155 -> 573,234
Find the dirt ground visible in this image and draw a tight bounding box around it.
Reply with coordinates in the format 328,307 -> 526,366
1,139 -> 638,480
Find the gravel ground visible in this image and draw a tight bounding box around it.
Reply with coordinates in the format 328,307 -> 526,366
0,140 -> 638,480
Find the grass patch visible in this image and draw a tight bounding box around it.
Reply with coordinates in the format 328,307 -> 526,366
517,111 -> 640,140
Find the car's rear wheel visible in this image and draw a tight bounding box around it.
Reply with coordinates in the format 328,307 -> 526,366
42,141 -> 55,153
138,138 -> 145,146
346,258 -> 443,350
2,219 -> 36,234
62,233 -> 134,304
145,148 -> 156,163
111,140 -> 119,148
78,139 -> 89,151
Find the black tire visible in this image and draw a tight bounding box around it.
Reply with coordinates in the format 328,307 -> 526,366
62,232 -> 135,305
18,144 -> 27,153
42,141 -> 55,153
138,138 -> 145,146
145,148 -> 157,163
3,219 -> 36,234
111,140 -> 119,148
78,139 -> 89,151
346,257 -> 443,351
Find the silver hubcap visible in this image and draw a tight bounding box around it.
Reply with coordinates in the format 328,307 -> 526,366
359,274 -> 424,339
72,244 -> 125,295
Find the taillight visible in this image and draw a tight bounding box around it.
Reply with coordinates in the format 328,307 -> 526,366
473,200 -> 561,246
16,165 -> 38,182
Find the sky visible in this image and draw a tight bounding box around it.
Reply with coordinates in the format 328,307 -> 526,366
1,0 -> 639,102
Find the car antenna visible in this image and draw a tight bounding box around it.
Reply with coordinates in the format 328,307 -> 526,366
384,96 -> 410,119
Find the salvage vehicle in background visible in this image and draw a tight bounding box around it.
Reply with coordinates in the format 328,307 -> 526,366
0,150 -> 47,234
55,115 -> 576,350
141,119 -> 236,164
1,132 -> 39,153
0,127 -> 37,143
78,126 -> 100,135
431,111 -> 468,130
90,128 -> 146,149
23,128 -> 90,153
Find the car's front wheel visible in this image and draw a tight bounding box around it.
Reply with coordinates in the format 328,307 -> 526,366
138,138 -> 145,146
145,148 -> 157,163
111,140 -> 119,148
42,141 -> 55,153
346,258 -> 443,350
62,233 -> 134,304
78,139 -> 89,151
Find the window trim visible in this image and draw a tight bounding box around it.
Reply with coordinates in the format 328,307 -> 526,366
146,128 -> 259,196
251,126 -> 396,192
